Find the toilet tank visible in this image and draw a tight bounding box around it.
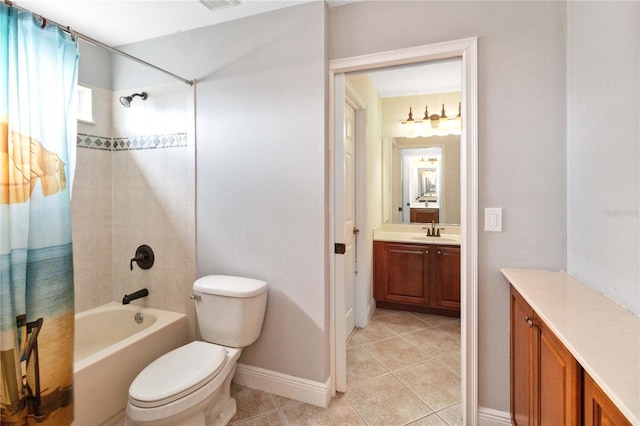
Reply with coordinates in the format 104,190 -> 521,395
192,275 -> 267,348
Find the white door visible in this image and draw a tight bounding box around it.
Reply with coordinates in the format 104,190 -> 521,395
344,101 -> 357,339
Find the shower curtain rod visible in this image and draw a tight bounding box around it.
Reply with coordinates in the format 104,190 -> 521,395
5,1 -> 194,86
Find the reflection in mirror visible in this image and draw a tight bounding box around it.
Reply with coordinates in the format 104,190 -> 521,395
388,135 -> 460,225
418,165 -> 438,199
401,148 -> 442,223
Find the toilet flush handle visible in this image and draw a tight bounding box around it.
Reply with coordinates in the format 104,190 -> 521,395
190,294 -> 201,301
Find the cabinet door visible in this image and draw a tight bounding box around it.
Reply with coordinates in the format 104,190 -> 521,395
433,246 -> 460,310
410,208 -> 439,223
584,372 -> 632,426
538,319 -> 581,426
373,242 -> 430,305
511,286 -> 536,426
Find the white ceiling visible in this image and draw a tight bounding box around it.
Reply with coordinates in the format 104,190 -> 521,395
13,0 -> 458,96
15,0 -> 351,47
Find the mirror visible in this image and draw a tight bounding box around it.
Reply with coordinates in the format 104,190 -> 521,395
386,134 -> 461,225
348,58 -> 462,225
418,167 -> 438,199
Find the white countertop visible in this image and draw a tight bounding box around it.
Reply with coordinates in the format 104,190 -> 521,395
501,268 -> 640,425
373,224 -> 461,246
409,202 -> 440,209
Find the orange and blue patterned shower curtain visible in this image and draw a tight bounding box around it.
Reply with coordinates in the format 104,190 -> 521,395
1,3 -> 78,425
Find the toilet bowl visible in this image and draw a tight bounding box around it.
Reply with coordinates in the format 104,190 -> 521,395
126,275 -> 267,425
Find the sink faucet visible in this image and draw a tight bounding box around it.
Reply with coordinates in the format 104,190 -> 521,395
122,288 -> 149,305
423,220 -> 444,237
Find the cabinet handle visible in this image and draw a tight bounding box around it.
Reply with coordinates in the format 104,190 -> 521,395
425,250 -> 429,254
524,315 -> 536,328
437,250 -> 442,255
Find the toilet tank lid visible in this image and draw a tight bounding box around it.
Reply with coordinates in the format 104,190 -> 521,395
194,275 -> 267,298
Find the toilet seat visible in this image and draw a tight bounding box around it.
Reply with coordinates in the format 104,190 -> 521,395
129,341 -> 227,408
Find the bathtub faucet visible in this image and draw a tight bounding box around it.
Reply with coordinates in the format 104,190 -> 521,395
122,288 -> 149,305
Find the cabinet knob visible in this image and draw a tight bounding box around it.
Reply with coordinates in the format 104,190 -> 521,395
437,250 -> 442,255
524,315 -> 536,328
425,250 -> 429,254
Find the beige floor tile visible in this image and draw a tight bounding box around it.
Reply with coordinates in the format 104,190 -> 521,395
374,311 -> 431,335
407,312 -> 457,328
408,413 -> 449,425
231,410 -> 285,425
436,319 -> 461,334
230,383 -> 278,423
345,375 -> 432,425
279,394 -> 365,425
272,393 -> 305,411
395,362 -> 461,412
437,403 -> 462,426
371,308 -> 397,319
346,346 -> 389,388
404,328 -> 460,358
363,335 -> 431,372
437,352 -> 461,377
350,319 -> 396,345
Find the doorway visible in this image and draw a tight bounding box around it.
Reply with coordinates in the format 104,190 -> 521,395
329,38 -> 478,423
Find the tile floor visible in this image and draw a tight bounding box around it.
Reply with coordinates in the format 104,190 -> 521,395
109,308 -> 462,426
229,308 -> 462,426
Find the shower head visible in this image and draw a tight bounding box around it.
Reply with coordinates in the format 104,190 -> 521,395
119,92 -> 148,108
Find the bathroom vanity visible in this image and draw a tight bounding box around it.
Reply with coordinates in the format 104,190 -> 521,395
503,268 -> 639,426
373,224 -> 461,316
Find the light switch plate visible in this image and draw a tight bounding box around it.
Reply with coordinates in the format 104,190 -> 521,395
485,208 -> 503,232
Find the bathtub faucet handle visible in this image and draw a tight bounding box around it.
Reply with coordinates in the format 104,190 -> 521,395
130,245 -> 155,271
130,253 -> 144,271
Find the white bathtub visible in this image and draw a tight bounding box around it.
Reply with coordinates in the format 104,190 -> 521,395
73,302 -> 189,425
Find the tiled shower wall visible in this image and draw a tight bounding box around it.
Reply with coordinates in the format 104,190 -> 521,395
71,82 -> 196,334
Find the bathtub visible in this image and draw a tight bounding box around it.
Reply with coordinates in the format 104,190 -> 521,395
73,302 -> 189,425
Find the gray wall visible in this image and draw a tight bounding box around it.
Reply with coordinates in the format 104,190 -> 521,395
93,0 -> 638,415
567,1 -> 639,315
116,2 -> 330,382
331,1 -> 568,412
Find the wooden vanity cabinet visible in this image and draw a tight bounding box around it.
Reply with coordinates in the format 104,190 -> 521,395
432,246 -> 461,311
373,241 -> 460,316
584,372 -> 632,426
373,242 -> 431,306
510,286 -> 581,426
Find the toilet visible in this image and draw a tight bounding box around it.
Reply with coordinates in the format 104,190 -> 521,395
126,275 -> 268,425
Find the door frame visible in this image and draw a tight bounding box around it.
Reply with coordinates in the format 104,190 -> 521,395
329,37 -> 478,423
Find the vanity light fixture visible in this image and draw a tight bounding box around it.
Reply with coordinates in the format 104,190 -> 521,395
402,102 -> 462,138
402,107 -> 418,138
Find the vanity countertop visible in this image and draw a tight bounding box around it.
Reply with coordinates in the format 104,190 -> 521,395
373,224 -> 460,246
501,268 -> 640,425
409,202 -> 440,209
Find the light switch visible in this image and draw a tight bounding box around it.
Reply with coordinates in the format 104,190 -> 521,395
485,208 -> 502,232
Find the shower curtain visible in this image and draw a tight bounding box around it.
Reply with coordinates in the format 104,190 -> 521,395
1,3 -> 78,425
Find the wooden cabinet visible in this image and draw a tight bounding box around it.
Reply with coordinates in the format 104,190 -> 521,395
410,207 -> 439,223
510,286 -> 581,426
433,246 -> 461,311
373,241 -> 460,316
584,372 -> 632,426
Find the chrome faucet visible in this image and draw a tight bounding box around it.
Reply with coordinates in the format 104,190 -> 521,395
122,288 -> 149,305
423,220 -> 444,237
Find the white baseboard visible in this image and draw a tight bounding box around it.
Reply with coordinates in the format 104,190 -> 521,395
478,406 -> 511,426
233,363 -> 331,408
368,297 -> 376,320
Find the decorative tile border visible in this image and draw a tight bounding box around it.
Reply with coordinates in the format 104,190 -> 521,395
77,132 -> 188,151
